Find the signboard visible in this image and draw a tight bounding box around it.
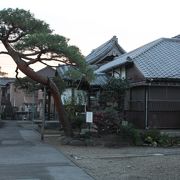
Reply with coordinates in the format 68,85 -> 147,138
86,112 -> 93,123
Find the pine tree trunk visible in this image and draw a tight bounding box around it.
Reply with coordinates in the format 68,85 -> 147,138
2,41 -> 73,137
48,79 -> 73,136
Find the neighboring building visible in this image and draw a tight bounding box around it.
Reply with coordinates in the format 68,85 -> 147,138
95,36 -> 180,129
0,66 -> 56,120
10,83 -> 37,120
35,66 -> 56,120
0,77 -> 15,119
0,77 -> 38,120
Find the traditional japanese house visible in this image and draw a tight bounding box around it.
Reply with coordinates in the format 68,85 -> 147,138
85,36 -> 126,108
96,36 -> 180,129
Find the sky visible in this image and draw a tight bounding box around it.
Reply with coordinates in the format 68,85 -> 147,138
0,0 -> 180,77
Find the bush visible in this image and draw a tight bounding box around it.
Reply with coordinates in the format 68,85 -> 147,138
143,129 -> 161,144
119,124 -> 141,145
158,134 -> 171,146
71,113 -> 85,131
93,107 -> 121,135
171,137 -> 180,146
142,129 -> 172,147
64,103 -> 85,132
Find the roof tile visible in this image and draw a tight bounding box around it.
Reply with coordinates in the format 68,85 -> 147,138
96,37 -> 180,80
86,36 -> 126,64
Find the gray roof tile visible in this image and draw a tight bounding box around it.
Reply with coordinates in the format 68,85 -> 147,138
36,66 -> 55,78
85,36 -> 126,64
96,38 -> 180,80
95,38 -> 162,73
90,73 -> 109,86
0,77 -> 15,86
56,65 -> 108,86
56,65 -> 72,80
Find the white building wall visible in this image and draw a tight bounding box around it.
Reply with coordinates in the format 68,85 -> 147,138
61,88 -> 87,105
121,66 -> 126,79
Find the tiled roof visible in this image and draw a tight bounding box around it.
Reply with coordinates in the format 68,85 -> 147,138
172,34 -> 180,39
56,65 -> 74,80
96,37 -> 180,80
90,73 -> 109,86
36,66 -> 55,78
0,77 -> 15,86
56,65 -> 108,86
85,36 -> 126,64
95,38 -> 162,73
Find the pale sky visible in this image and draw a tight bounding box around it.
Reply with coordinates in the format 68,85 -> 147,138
0,0 -> 180,77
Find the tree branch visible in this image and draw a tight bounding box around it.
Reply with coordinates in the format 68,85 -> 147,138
0,51 -> 10,55
24,56 -> 72,66
26,52 -> 43,66
40,57 -> 70,63
15,67 -> 20,80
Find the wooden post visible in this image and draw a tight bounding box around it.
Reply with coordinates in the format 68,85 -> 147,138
32,91 -> 35,123
47,90 -> 51,120
145,86 -> 149,129
41,86 -> 46,141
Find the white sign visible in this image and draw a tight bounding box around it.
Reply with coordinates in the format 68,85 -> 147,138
86,112 -> 93,123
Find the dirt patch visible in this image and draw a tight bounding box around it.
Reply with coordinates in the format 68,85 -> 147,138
45,135 -> 180,180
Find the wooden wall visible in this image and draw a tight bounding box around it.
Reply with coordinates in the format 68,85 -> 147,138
125,85 -> 180,129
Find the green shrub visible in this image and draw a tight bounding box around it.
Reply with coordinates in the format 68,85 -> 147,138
71,113 -> 85,131
144,136 -> 153,144
142,129 -> 172,147
171,137 -> 180,146
64,102 -> 85,132
143,129 -> 161,143
119,124 -> 141,145
157,134 -> 171,146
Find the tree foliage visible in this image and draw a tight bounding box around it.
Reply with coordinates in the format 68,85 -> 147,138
0,8 -> 86,69
99,77 -> 129,110
0,8 -> 92,136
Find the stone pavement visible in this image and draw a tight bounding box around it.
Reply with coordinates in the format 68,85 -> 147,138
0,120 -> 94,180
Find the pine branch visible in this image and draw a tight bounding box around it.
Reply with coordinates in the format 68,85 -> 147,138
15,67 -> 20,80
0,51 -> 9,55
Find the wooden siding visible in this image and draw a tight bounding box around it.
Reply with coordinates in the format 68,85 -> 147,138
126,64 -> 145,83
148,112 -> 180,129
126,85 -> 180,129
126,111 -> 145,129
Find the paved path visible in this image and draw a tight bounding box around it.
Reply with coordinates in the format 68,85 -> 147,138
0,120 -> 93,180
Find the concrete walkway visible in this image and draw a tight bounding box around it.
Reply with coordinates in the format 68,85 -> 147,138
0,120 -> 94,180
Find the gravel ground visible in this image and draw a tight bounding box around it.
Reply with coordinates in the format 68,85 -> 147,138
45,137 -> 180,180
